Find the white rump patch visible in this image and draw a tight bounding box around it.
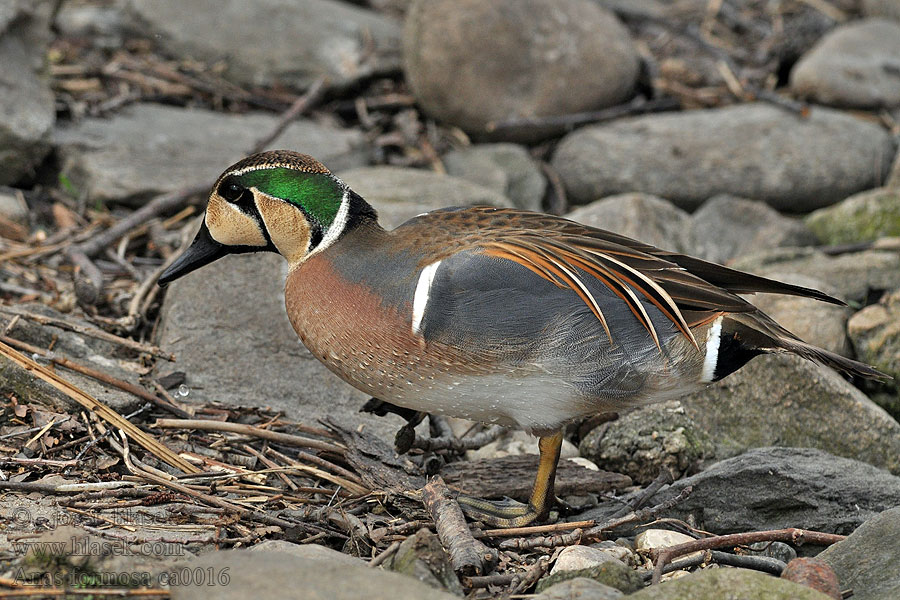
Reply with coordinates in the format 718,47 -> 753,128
411,261 -> 441,335
701,316 -> 724,382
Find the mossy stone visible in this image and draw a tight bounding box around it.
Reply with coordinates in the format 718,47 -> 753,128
806,188 -> 900,245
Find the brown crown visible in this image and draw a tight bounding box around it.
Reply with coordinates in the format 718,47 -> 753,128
221,150 -> 332,179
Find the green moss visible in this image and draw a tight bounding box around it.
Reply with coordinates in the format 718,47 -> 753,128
535,560 -> 643,594
806,189 -> 900,245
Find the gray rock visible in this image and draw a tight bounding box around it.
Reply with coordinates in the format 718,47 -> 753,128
747,272 -> 852,356
125,0 -> 401,90
157,251 -> 403,441
579,401 -> 712,486
337,166 -> 513,227
628,447 -> 900,535
625,568 -> 831,600
731,247 -> 900,304
168,549 -> 459,600
388,528 -> 463,595
864,0 -> 900,20
819,507 -> 900,600
689,195 -> 817,264
403,0 -> 639,140
0,304 -> 147,414
677,354 -> 900,474
0,0 -> 55,185
805,188 -> 900,245
533,577 -> 623,600
551,104 -> 895,212
54,104 -> 369,207
535,560 -> 642,595
565,194 -> 694,253
790,19 -> 900,109
248,541 -> 365,567
0,186 -> 28,225
443,144 -> 546,211
848,288 -> 900,382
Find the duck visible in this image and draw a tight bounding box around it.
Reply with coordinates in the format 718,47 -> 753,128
158,150 -> 885,527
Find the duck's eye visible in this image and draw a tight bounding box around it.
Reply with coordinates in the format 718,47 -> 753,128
220,179 -> 244,202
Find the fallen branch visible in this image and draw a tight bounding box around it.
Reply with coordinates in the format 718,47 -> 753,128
422,476 -> 492,575
650,528 -> 846,584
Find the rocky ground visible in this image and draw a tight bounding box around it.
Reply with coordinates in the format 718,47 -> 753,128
1,0 -> 899,599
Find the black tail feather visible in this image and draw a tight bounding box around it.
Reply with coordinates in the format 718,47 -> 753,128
665,254 -> 846,306
724,312 -> 889,382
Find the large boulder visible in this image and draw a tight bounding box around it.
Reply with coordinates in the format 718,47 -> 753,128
790,19 -> 900,109
819,507 -> 900,600
597,447 -> 900,535
125,0 -> 401,90
676,354 -> 900,474
552,104 -> 895,212
0,0 -> 54,184
403,0 -> 639,140
168,550 -> 460,600
54,103 -> 369,206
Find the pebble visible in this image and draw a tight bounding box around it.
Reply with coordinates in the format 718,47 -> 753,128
635,529 -> 701,562
550,545 -> 628,575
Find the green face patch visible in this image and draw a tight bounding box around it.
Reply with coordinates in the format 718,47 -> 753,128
239,167 -> 343,228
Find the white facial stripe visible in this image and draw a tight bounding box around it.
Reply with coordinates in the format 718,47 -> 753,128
412,261 -> 442,336
307,187 -> 350,258
701,316 -> 724,382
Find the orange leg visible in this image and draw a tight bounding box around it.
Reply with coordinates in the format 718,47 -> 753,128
457,430 -> 563,527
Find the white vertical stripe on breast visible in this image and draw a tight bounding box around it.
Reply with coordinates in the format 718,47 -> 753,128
701,316 -> 724,382
412,261 -> 441,335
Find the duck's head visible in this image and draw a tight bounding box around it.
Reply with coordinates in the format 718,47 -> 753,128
159,150 -> 376,286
